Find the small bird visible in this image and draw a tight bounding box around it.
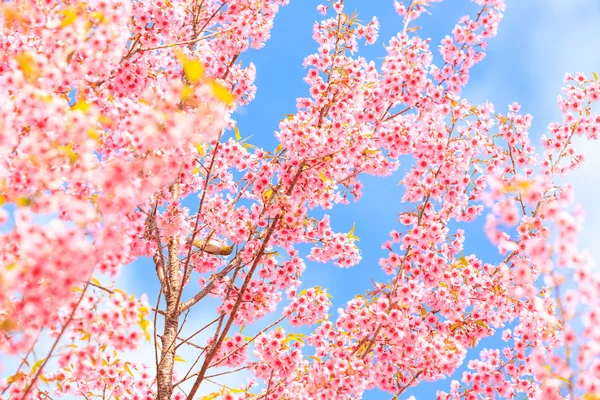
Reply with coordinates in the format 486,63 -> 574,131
192,238 -> 233,256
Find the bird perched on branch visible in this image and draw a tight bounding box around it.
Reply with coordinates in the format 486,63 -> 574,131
192,238 -> 233,256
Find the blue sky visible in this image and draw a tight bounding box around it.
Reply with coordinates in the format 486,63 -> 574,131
121,0 -> 600,398
4,1 -> 600,399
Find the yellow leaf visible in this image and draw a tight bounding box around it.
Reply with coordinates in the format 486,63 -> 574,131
7,371 -> 26,383
234,124 -> 241,141
284,333 -> 306,343
36,94 -> 54,103
200,393 -> 220,400
0,194 -> 5,206
60,8 -> 78,27
348,222 -> 356,236
1,5 -> 23,30
174,355 -> 186,362
195,142 -> 205,157
71,100 -> 90,113
180,84 -> 194,101
91,11 -> 105,23
209,79 -> 234,105
474,319 -> 488,328
552,375 -> 572,384
87,129 -> 100,142
15,196 -> 32,207
262,188 -> 273,201
138,318 -> 151,341
66,50 -> 75,64
457,256 -> 469,268
98,115 -> 113,127
123,362 -> 134,377
58,143 -> 79,163
31,358 -> 46,375
593,72 -> 599,81
347,222 -> 359,241
450,322 -> 462,332
0,318 -> 18,332
174,50 -> 204,83
517,180 -> 531,191
15,52 -> 39,81
450,289 -> 459,301
406,25 -> 422,33
582,394 -> 600,400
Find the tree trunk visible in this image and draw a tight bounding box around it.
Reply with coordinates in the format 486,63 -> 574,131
157,298 -> 179,400
157,181 -> 182,400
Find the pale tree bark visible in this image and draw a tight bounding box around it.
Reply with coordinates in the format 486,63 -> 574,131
157,181 -> 182,400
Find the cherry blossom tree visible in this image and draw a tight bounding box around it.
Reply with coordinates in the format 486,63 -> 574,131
1,0 -> 599,399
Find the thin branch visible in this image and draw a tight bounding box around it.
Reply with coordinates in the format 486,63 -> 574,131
138,29 -> 234,53
185,163 -> 306,400
88,280 -> 166,316
22,282 -> 90,399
